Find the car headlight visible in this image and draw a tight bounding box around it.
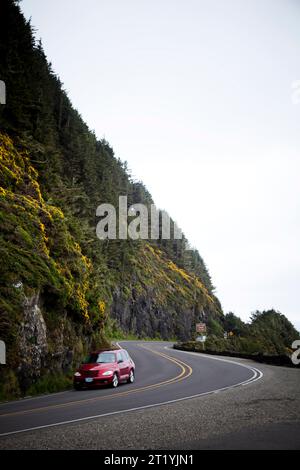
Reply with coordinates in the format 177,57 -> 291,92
74,372 -> 81,377
102,370 -> 113,376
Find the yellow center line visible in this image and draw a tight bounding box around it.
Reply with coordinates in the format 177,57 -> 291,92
0,345 -> 192,418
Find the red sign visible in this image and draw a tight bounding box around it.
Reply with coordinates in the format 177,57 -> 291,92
196,323 -> 206,333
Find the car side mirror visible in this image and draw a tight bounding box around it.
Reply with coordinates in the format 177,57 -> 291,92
118,359 -> 123,364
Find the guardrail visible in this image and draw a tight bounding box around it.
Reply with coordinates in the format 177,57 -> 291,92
174,342 -> 300,368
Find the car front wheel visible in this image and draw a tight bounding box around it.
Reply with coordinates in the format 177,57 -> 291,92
112,373 -> 119,388
127,369 -> 135,384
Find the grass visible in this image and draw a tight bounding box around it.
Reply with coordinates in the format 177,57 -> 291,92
25,373 -> 73,397
0,370 -> 73,403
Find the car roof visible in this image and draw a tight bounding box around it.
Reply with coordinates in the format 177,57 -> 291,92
91,348 -> 123,354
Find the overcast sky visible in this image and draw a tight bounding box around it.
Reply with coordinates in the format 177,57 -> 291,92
21,0 -> 300,330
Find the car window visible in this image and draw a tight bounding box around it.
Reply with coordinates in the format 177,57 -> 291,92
122,350 -> 129,361
116,352 -> 123,363
121,351 -> 128,361
83,352 -> 115,364
97,352 -> 116,363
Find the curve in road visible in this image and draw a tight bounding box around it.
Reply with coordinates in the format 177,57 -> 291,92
0,341 -> 263,438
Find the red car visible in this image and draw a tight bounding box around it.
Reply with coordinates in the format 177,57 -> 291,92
73,348 -> 135,390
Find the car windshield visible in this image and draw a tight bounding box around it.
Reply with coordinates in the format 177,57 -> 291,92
83,352 -> 115,364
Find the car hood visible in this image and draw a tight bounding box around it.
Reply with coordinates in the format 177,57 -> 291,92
79,363 -> 115,372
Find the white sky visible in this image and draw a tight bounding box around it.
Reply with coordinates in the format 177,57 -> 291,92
21,0 -> 300,330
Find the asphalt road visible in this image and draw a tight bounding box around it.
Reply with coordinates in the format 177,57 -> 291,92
0,341 -> 259,436
0,341 -> 299,449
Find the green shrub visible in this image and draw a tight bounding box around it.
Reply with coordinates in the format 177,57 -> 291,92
26,373 -> 73,396
0,369 -> 21,401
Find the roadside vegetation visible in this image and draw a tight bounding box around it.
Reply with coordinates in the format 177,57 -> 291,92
175,310 -> 300,366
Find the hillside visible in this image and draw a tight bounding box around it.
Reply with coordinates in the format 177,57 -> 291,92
0,0 -> 223,398
176,310 -> 300,366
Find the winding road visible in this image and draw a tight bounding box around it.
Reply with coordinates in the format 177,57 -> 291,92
0,341 -> 262,439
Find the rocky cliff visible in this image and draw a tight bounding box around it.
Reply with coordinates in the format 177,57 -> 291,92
0,0 -> 224,399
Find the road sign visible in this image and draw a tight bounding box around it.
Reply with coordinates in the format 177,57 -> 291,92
196,335 -> 206,343
196,322 -> 206,333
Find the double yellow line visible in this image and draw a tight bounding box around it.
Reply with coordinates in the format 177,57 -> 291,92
0,345 -> 192,418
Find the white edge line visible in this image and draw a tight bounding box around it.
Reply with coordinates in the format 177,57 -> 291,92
165,346 -> 264,383
0,345 -> 263,438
